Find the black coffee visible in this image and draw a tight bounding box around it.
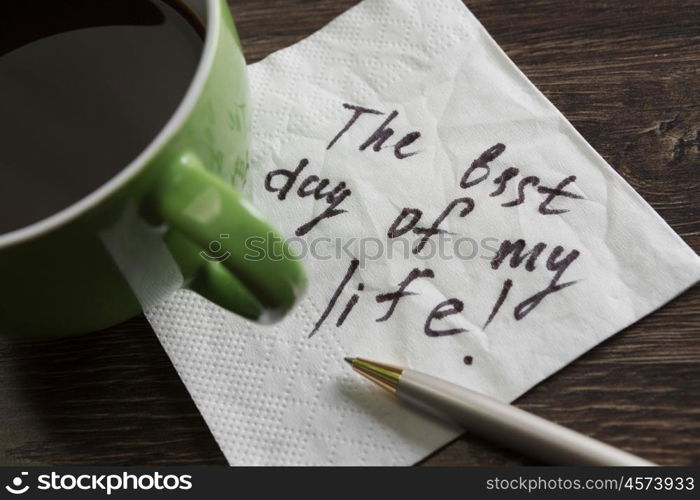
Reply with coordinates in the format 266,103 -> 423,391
0,1 -> 204,234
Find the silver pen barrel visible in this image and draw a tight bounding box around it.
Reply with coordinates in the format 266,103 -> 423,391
398,369 -> 655,466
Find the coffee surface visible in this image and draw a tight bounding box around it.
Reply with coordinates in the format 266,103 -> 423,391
0,1 -> 203,234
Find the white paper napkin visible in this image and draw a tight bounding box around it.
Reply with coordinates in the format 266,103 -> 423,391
145,0 -> 700,465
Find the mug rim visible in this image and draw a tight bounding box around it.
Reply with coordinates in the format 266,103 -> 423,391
0,0 -> 220,248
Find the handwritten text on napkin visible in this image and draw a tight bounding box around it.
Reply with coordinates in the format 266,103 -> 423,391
264,102 -> 584,352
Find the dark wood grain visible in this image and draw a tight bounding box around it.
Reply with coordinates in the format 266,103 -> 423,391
0,0 -> 698,466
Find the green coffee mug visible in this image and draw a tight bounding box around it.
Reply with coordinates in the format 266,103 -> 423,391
0,0 -> 306,336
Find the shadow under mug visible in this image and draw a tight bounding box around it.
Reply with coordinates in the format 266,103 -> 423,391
0,0 -> 306,337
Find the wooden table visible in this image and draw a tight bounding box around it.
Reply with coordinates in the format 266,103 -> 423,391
0,0 -> 698,466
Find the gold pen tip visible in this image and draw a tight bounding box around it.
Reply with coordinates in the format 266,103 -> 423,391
343,357 -> 402,394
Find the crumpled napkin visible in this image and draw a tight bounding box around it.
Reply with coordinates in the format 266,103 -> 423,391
145,0 -> 700,465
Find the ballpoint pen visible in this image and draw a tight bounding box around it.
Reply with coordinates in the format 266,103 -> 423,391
345,357 -> 655,466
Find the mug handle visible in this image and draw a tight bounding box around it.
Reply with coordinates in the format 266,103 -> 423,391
146,152 -> 306,322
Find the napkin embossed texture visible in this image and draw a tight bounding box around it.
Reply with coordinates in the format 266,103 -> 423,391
146,0 -> 700,465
